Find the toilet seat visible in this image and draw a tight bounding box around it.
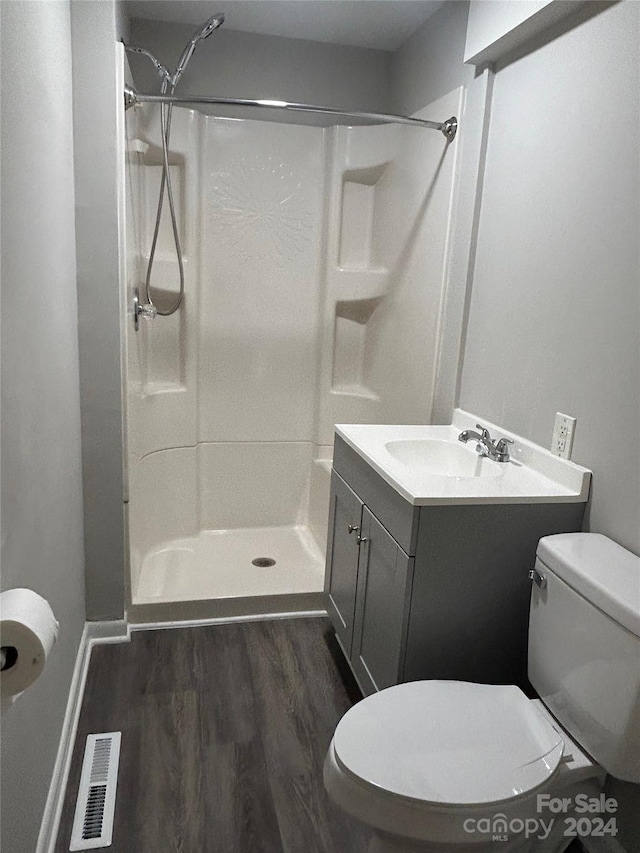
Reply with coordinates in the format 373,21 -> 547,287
333,681 -> 565,807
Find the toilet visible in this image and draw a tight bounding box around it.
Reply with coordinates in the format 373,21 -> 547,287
324,533 -> 640,852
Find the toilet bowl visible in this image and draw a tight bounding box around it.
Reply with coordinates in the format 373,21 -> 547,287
324,680 -> 603,852
324,533 -> 640,852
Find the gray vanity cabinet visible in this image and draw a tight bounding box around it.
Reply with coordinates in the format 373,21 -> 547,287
325,471 -> 363,656
325,472 -> 414,694
325,435 -> 586,698
350,507 -> 414,694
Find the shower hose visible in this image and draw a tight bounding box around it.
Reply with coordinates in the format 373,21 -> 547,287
144,78 -> 185,316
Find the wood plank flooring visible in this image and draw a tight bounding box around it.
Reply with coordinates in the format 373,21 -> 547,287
54,618 -> 371,853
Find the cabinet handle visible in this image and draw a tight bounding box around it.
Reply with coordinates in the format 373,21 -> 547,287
347,525 -> 359,534
356,535 -> 367,545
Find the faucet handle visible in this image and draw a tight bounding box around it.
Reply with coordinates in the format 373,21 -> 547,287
476,424 -> 491,441
496,437 -> 514,449
495,437 -> 514,461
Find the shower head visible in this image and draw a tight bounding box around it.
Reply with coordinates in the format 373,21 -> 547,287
195,12 -> 225,40
123,43 -> 171,84
172,12 -> 225,86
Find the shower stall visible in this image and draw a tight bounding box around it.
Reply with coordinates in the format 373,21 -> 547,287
122,50 -> 463,618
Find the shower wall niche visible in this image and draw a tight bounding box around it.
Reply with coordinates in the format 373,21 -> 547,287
123,87 -> 463,612
330,127 -> 395,404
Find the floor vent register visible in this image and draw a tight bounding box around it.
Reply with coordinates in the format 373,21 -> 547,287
69,732 -> 121,850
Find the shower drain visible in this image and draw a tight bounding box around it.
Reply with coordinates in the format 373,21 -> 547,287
252,557 -> 277,568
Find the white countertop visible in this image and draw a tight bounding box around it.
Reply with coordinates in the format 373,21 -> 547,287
335,411 -> 591,506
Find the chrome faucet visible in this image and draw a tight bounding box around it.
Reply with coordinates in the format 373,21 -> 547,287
458,424 -> 514,463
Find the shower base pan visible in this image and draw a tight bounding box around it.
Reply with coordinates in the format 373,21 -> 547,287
129,524 -> 325,622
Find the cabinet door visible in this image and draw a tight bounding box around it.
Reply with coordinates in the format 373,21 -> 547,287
324,471 -> 364,658
351,508 -> 414,696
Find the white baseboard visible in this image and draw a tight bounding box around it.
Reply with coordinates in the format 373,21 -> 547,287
85,618 -> 129,644
36,620 -> 130,853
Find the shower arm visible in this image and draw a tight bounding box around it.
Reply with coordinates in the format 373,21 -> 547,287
123,85 -> 458,140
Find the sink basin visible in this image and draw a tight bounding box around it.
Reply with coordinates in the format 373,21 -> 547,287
384,438 -> 503,479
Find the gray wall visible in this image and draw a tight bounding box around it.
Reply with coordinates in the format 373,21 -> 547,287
392,0 -> 640,558
127,17 -> 392,113
0,2 -> 86,851
71,0 -> 126,620
459,0 -> 640,556
390,1 -> 486,426
390,0 -> 475,115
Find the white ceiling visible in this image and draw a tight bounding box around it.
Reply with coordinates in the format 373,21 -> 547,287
122,1 -> 445,51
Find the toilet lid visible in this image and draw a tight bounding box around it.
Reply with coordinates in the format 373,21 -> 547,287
333,681 -> 565,806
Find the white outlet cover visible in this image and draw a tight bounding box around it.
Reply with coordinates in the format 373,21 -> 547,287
552,413 -> 576,459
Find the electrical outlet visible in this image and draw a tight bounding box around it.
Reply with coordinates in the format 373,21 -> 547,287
552,412 -> 576,459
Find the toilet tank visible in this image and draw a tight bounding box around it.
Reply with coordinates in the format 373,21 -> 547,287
528,533 -> 640,783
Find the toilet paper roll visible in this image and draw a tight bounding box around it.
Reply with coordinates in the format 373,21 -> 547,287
0,588 -> 59,700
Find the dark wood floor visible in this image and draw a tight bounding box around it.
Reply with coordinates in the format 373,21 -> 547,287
54,617 -> 592,853
55,617 -> 371,853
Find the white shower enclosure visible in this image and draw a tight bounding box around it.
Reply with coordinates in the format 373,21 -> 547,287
122,86 -> 463,616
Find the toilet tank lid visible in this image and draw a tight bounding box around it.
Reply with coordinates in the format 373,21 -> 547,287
537,533 -> 640,637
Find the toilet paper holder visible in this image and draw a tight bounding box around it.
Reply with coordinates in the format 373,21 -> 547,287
1,646 -> 18,671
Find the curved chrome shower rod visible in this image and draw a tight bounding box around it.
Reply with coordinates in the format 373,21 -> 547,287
123,84 -> 458,140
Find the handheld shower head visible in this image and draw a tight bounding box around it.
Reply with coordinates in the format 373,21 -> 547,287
123,43 -> 170,84
173,12 -> 225,85
196,12 -> 225,40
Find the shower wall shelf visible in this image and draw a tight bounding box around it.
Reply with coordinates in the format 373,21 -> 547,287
330,269 -> 389,303
123,85 -> 458,140
128,138 -> 149,156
